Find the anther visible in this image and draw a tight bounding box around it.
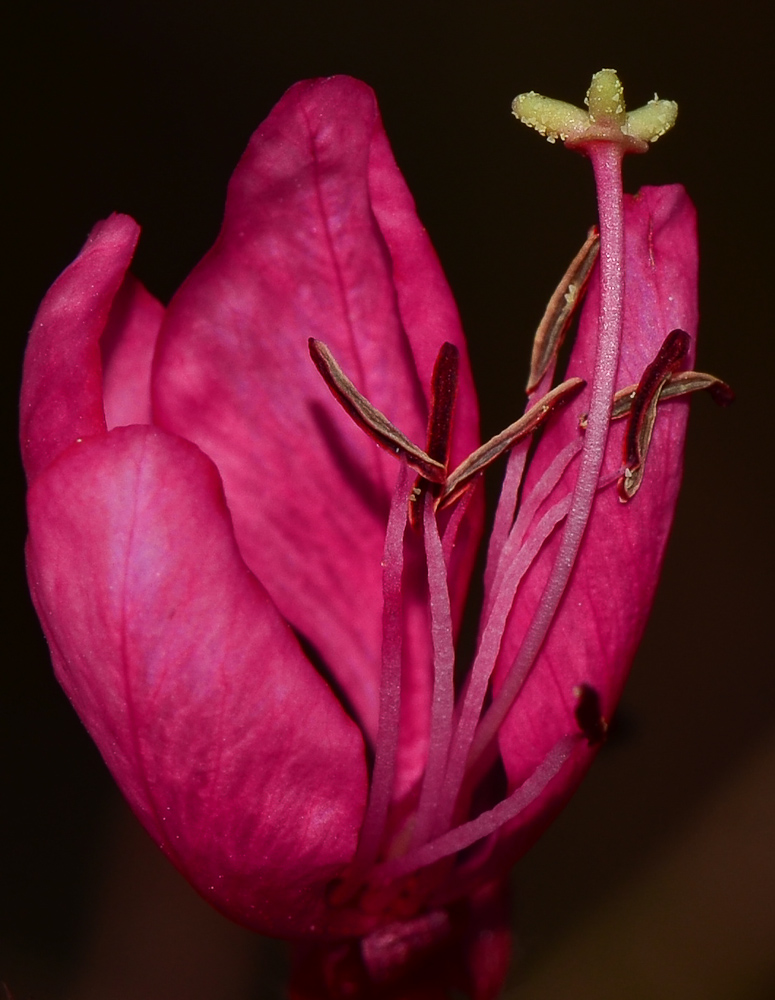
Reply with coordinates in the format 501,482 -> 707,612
574,683 -> 609,746
409,342 -> 459,530
438,377 -> 586,511
527,228 -> 599,393
580,369 -> 734,428
308,338 -> 445,483
618,329 -> 691,501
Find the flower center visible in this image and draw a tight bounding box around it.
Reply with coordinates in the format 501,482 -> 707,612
313,69 -> 731,919
314,315 -> 728,917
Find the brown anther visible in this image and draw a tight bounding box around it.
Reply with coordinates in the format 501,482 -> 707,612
309,338 -> 446,483
310,342 -> 589,522
579,370 -> 734,429
438,376 -> 586,510
527,228 -> 599,393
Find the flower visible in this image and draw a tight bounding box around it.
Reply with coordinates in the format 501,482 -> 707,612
21,73 -> 724,998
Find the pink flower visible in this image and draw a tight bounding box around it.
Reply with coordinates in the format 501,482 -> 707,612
21,74 -> 716,998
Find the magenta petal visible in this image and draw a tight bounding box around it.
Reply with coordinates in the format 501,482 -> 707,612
458,880 -> 512,1000
495,185 -> 698,846
20,214 -> 140,482
152,76 -> 480,738
26,426 -> 367,936
102,273 -> 165,429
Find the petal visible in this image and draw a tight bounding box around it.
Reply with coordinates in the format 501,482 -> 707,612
461,880 -> 512,1000
494,185 -> 698,849
102,273 -> 165,429
20,214 -> 140,482
289,882 -> 511,1000
25,426 -> 368,936
152,76 -> 481,742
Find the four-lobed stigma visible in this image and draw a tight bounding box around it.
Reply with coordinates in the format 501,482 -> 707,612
512,67 -> 678,153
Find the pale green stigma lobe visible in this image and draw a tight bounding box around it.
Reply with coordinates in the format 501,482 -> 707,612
586,67 -> 626,121
511,93 -> 589,144
512,68 -> 677,153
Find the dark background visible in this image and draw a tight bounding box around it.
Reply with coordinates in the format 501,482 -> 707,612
4,1 -> 774,997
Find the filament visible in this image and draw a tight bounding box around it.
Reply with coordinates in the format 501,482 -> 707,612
350,462 -> 414,875
374,736 -> 575,882
409,496 -> 457,849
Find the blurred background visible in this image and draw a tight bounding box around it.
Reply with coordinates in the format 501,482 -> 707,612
4,1 -> 774,997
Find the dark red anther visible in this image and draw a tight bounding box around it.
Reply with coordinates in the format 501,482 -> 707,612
426,343 -> 459,467
574,683 -> 608,746
619,329 -> 691,501
704,377 -> 735,407
409,343 -> 459,530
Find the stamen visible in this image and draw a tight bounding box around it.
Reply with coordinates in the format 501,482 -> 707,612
580,369 -> 735,427
410,496 -> 457,849
409,343 -> 459,530
619,329 -> 690,501
574,683 -> 609,746
484,442 -> 530,598
426,343 -> 459,466
487,230 -> 599,594
438,490 -> 573,834
527,228 -> 600,393
309,339 -> 445,483
349,462 -> 414,881
373,736 -> 575,882
486,438 -> 583,617
438,377 -> 585,510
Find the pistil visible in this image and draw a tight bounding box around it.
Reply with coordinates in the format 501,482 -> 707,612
462,69 -> 679,772
468,139 -> 626,767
